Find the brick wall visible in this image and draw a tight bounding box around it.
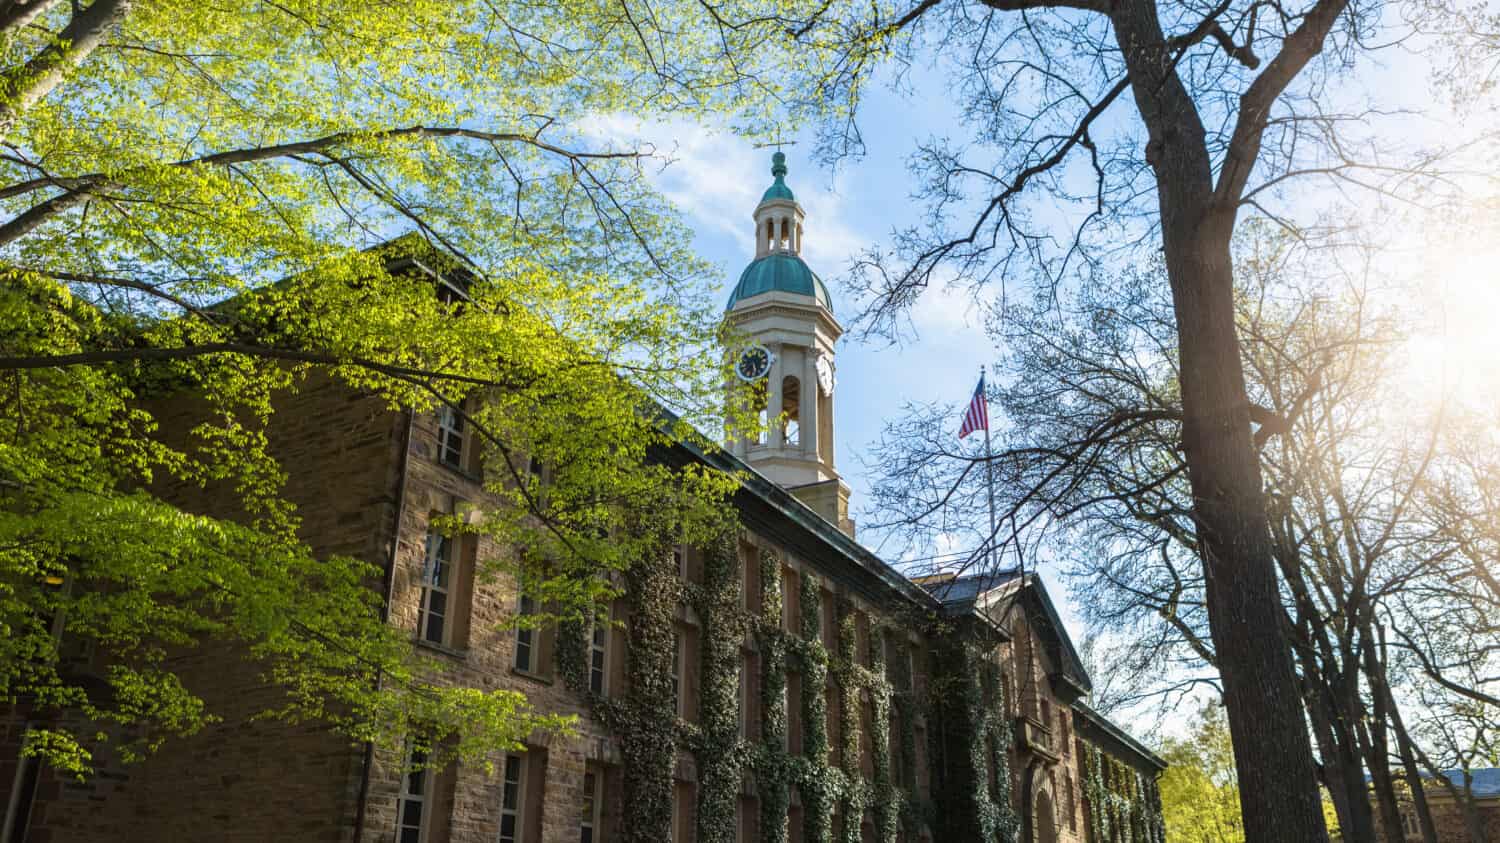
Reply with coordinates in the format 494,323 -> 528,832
3,370 -> 1153,843
2,372 -> 405,842
1372,793 -> 1500,843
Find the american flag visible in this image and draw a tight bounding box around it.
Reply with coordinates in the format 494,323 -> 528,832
958,372 -> 989,439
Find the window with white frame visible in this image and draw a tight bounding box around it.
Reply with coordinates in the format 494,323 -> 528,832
514,595 -> 537,673
437,405 -> 465,470
498,753 -> 525,843
580,767 -> 602,843
418,530 -> 453,646
589,619 -> 608,696
396,744 -> 430,843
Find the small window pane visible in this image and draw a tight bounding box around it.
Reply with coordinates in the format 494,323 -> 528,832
402,799 -> 424,825
437,406 -> 465,469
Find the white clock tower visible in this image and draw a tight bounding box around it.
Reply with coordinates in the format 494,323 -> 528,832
725,151 -> 853,536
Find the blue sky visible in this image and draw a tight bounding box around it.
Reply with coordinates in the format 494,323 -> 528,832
590,72 -> 1087,615
632,127 -> 996,532
594,32 -> 1496,731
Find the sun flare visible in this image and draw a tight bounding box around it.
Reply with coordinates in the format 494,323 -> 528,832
1393,244 -> 1500,413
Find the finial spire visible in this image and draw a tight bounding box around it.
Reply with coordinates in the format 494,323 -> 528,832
771,150 -> 788,179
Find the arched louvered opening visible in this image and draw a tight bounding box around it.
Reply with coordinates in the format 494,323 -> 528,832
780,376 -> 801,445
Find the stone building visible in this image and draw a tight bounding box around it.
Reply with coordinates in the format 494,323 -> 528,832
1,154 -> 1164,843
1372,768 -> 1500,842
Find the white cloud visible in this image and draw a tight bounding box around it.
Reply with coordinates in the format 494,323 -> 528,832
579,114 -> 869,277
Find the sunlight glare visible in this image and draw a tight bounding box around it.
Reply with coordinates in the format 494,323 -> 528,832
1394,245 -> 1500,413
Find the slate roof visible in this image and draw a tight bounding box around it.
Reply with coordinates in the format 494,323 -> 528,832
920,569 -> 1024,611
1074,702 -> 1168,772
1434,768 -> 1500,798
919,570 -> 1092,696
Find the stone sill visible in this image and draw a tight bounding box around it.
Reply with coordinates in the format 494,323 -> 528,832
433,458 -> 485,485
413,638 -> 469,660
510,667 -> 555,686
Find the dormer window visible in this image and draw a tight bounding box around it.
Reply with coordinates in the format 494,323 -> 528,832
435,277 -> 468,308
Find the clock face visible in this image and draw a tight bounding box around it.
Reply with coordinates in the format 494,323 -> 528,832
735,344 -> 773,382
815,355 -> 835,396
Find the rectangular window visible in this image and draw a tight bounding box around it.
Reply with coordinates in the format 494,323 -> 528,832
397,745 -> 430,843
743,650 -> 762,742
498,753 -> 525,843
860,696 -> 874,779
589,620 -> 608,696
737,659 -> 748,738
820,589 -> 836,650
788,803 -> 804,843
786,669 -> 803,755
418,531 -> 452,645
854,612 -> 870,667
743,546 -> 762,615
580,768 -> 601,843
827,680 -> 843,768
673,544 -> 686,579
736,796 -> 759,843
515,595 -> 537,673
437,406 -> 465,470
781,566 -> 800,634
672,781 -> 695,843
671,630 -> 683,716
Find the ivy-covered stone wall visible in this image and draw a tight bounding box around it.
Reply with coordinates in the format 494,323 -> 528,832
927,627 -> 1020,843
553,528 -> 1165,843
557,530 -> 939,842
1082,743 -> 1165,843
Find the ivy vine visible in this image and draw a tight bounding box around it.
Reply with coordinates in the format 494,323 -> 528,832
552,533 -> 954,843
1083,742 -> 1166,843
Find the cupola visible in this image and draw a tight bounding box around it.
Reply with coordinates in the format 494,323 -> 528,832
724,151 -> 853,536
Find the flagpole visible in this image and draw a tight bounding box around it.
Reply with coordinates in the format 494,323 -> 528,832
982,364 -> 998,571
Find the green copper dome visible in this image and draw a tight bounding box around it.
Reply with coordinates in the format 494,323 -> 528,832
725,253 -> 832,311
761,151 -> 795,202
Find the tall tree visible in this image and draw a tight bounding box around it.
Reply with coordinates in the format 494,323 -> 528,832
0,0 -> 775,776
725,0 -> 1472,835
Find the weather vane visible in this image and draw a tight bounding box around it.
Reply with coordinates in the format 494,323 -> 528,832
753,134 -> 798,152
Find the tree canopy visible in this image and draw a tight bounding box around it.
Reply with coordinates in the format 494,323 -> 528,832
1158,703 -> 1243,843
0,0 -> 790,776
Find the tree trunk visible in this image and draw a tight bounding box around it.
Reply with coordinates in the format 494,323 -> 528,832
1107,0 -> 1337,834
1158,214 -> 1331,843
1374,623 -> 1439,843
1388,693 -> 1438,843
1278,540 -> 1374,842
1358,701 -> 1405,843
1304,665 -> 1376,842
1359,626 -> 1407,843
